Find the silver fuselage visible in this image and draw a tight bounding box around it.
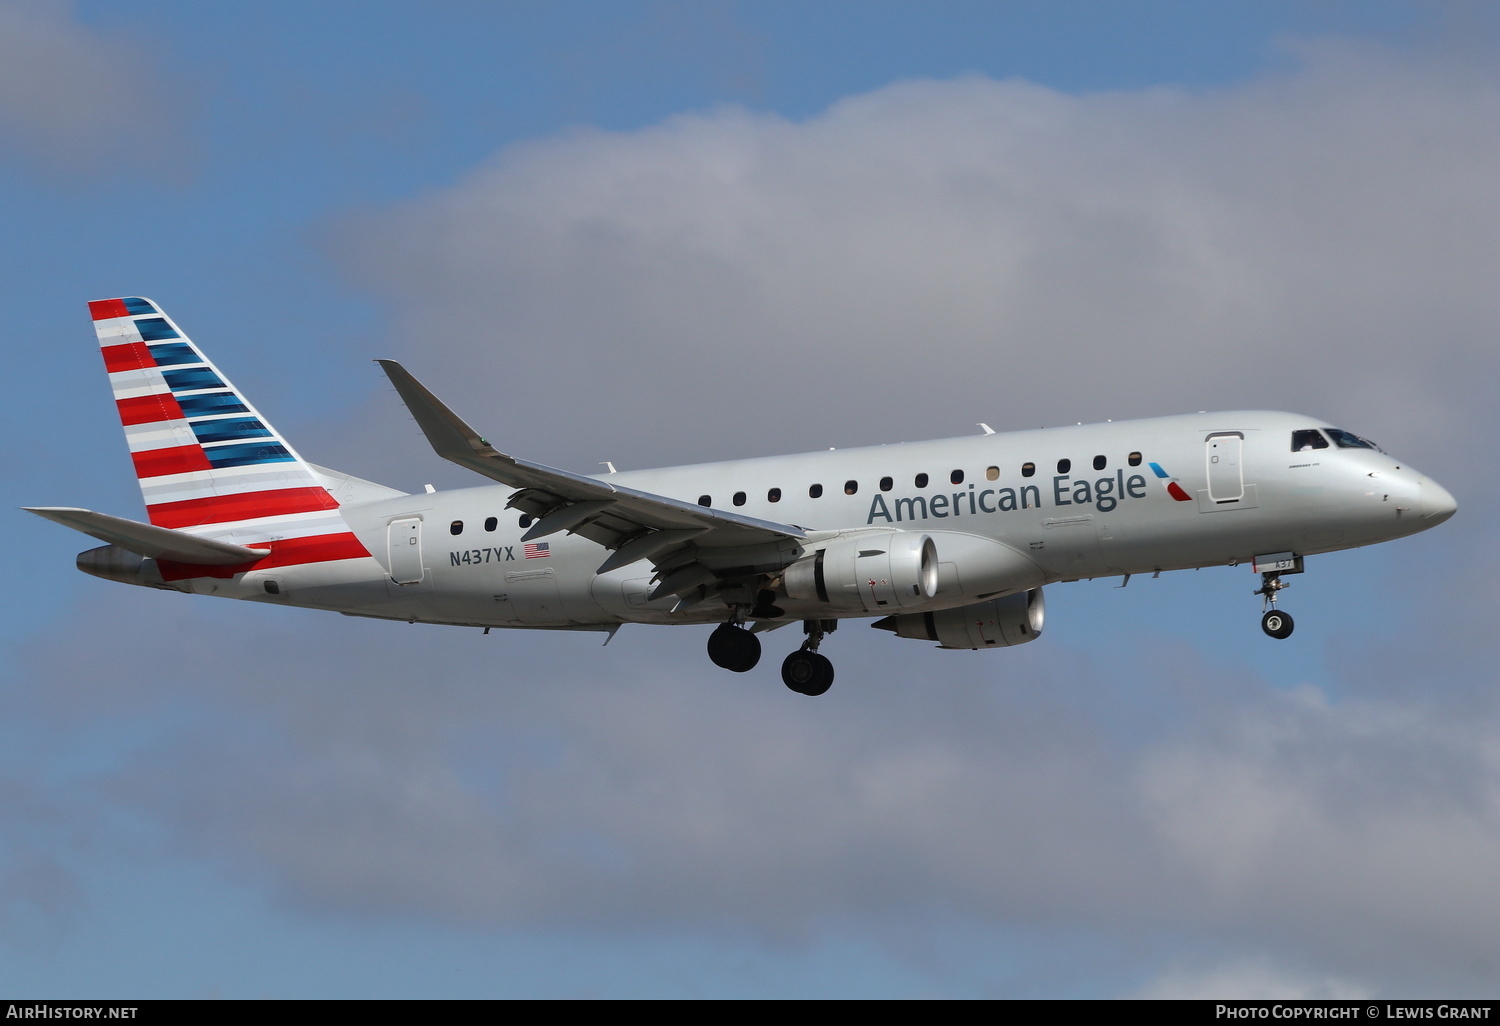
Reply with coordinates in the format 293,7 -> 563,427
171,410 -> 1455,630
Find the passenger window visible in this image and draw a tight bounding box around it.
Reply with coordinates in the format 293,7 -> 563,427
880,476 -> 893,491
1093,455 -> 1106,471
1292,429 -> 1330,452
519,514 -> 532,528
1021,463 -> 1035,478
844,480 -> 858,495
484,516 -> 497,532
768,487 -> 781,503
1128,452 -> 1142,466
950,469 -> 964,485
986,466 -> 999,481
450,521 -> 463,536
809,483 -> 823,498
732,491 -> 746,506
1057,459 -> 1071,474
698,495 -> 712,507
914,473 -> 928,488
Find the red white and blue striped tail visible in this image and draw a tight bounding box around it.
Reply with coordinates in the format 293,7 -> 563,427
89,297 -> 370,573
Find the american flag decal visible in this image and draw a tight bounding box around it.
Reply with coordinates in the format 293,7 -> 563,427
524,542 -> 551,559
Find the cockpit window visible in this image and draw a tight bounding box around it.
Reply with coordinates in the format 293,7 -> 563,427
1325,427 -> 1379,451
1291,429 -> 1329,452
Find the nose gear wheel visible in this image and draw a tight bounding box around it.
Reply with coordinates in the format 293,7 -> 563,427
1255,571 -> 1294,639
1261,609 -> 1294,639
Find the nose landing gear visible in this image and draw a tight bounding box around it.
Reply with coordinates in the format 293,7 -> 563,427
781,619 -> 837,696
1256,571 -> 1294,639
1251,553 -> 1303,640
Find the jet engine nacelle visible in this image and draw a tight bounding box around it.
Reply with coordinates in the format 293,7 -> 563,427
783,530 -> 938,613
872,588 -> 1045,649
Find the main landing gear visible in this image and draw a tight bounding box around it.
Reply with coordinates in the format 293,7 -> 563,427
781,620 -> 836,697
1256,571 -> 1295,639
707,621 -> 761,672
705,618 -> 838,696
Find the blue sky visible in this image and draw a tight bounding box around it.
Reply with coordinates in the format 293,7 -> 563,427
3,0 -> 1497,999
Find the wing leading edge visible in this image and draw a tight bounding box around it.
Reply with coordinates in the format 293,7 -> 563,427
377,361 -> 807,597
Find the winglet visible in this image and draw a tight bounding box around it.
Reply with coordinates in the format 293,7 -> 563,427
376,360 -> 505,463
375,361 -> 807,551
376,360 -> 628,499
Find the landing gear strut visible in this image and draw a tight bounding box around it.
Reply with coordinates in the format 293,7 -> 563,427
707,621 -> 760,672
1256,571 -> 1295,639
782,619 -> 836,696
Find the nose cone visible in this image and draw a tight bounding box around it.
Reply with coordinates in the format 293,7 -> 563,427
1421,479 -> 1458,525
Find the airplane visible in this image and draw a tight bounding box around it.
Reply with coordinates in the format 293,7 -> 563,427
26,298 -> 1457,696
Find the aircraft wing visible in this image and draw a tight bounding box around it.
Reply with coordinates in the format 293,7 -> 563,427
377,361 -> 807,583
24,506 -> 271,564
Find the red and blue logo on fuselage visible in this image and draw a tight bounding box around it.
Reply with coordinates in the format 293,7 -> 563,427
1148,462 -> 1194,501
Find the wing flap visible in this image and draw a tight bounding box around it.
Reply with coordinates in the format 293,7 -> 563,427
24,506 -> 271,564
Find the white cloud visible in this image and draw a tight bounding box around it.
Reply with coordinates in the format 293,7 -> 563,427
10,574 -> 1500,994
1129,957 -> 1372,1000
1138,684 -> 1500,989
0,0 -> 185,174
335,40 -> 1498,481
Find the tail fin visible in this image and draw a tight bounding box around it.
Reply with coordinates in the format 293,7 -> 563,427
89,297 -> 370,570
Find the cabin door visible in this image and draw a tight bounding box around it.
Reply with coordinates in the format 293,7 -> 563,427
387,517 -> 425,585
1205,432 -> 1245,504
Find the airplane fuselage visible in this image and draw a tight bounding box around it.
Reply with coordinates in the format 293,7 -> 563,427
171,410 -> 1449,631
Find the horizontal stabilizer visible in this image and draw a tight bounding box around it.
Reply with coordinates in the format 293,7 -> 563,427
24,507 -> 270,564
